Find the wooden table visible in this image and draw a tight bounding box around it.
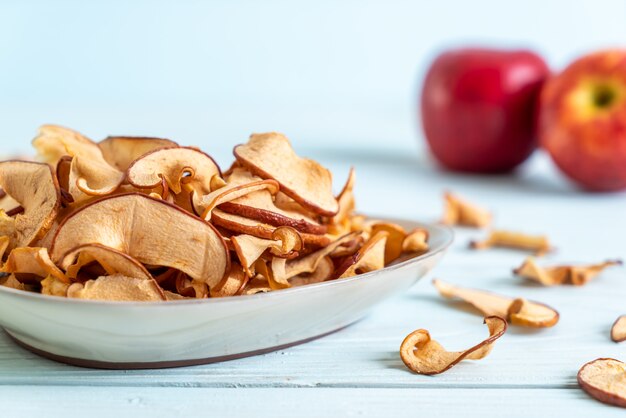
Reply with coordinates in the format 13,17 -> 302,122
1,148 -> 624,417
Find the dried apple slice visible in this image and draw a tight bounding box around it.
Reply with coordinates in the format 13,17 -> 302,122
32,125 -> 125,201
211,263 -> 249,297
175,273 -> 208,299
240,276 -> 273,295
51,193 -> 229,289
67,274 -> 166,302
328,168 -> 356,234
400,316 -> 507,375
32,124 -> 94,165
370,222 -> 409,264
289,256 -> 335,287
219,187 -> 325,234
578,358 -> 626,408
470,230 -> 551,255
127,147 -> 221,196
611,316 -> 626,343
271,232 -> 359,283
212,209 -> 330,247
2,247 -> 67,283
233,132 -> 338,216
333,231 -> 388,279
441,192 -> 491,228
433,279 -> 559,328
195,168 -> 279,220
514,257 -> 621,286
402,228 -> 429,254
0,161 -> 61,248
41,275 -> 69,297
231,227 -> 303,277
62,243 -> 153,281
99,136 -> 178,170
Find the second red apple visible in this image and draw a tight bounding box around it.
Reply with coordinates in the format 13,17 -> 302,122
421,48 -> 550,173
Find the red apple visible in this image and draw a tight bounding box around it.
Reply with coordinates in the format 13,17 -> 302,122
421,48 -> 549,173
540,50 -> 626,191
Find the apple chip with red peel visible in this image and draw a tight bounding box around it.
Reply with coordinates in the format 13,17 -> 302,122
578,358 -> 626,408
470,230 -> 552,255
127,147 -> 221,197
334,231 -> 388,279
0,161 -> 61,249
51,193 -> 230,289
403,228 -> 429,254
212,209 -> 330,247
67,274 -> 166,302
441,192 -> 491,228
271,233 -> 359,284
611,316 -> 626,343
195,168 -> 280,220
61,244 -> 153,281
99,136 -> 178,170
433,279 -> 559,328
400,316 -> 507,375
514,257 -> 622,286
234,132 -> 338,216
231,226 -> 303,277
2,247 -> 67,283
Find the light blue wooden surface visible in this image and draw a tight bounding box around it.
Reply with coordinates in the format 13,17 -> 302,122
0,149 -> 625,416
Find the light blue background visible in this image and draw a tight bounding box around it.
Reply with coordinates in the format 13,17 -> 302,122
1,0 -> 625,160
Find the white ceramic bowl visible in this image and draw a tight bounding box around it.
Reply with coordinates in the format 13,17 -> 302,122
0,218 -> 452,369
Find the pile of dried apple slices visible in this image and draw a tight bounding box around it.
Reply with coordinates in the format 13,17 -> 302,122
0,126 -> 429,302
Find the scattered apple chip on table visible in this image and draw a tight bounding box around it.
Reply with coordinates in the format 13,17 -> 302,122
433,279 -> 559,328
441,192 -> 491,228
514,257 -> 621,286
470,230 -> 552,255
577,358 -> 626,408
611,316 -> 626,343
400,316 -> 507,375
0,125 -> 431,301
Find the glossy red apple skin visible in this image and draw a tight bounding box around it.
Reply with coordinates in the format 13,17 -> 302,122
540,50 -> 626,191
421,48 -> 550,173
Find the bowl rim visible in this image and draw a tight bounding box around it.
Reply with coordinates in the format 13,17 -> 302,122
0,218 -> 453,307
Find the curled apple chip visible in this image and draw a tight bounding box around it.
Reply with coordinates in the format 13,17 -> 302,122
234,132 -> 338,216
32,125 -> 125,201
99,136 -> 178,170
611,316 -> 626,343
400,316 -> 507,375
211,263 -> 249,298
403,228 -> 429,254
62,244 -> 153,281
470,230 -> 552,255
514,257 -> 621,286
271,232 -> 359,284
328,168 -> 356,235
212,209 -> 330,247
51,193 -> 229,289
127,147 -> 221,197
0,161 -> 61,248
441,192 -> 491,228
231,226 -> 303,277
289,256 -> 335,287
241,276 -> 273,295
195,168 -> 280,220
67,274 -> 165,302
2,247 -> 67,283
333,231 -> 388,279
578,358 -> 626,408
433,279 -> 559,328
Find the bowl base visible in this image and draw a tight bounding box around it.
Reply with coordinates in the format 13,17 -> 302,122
5,324 -> 352,370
